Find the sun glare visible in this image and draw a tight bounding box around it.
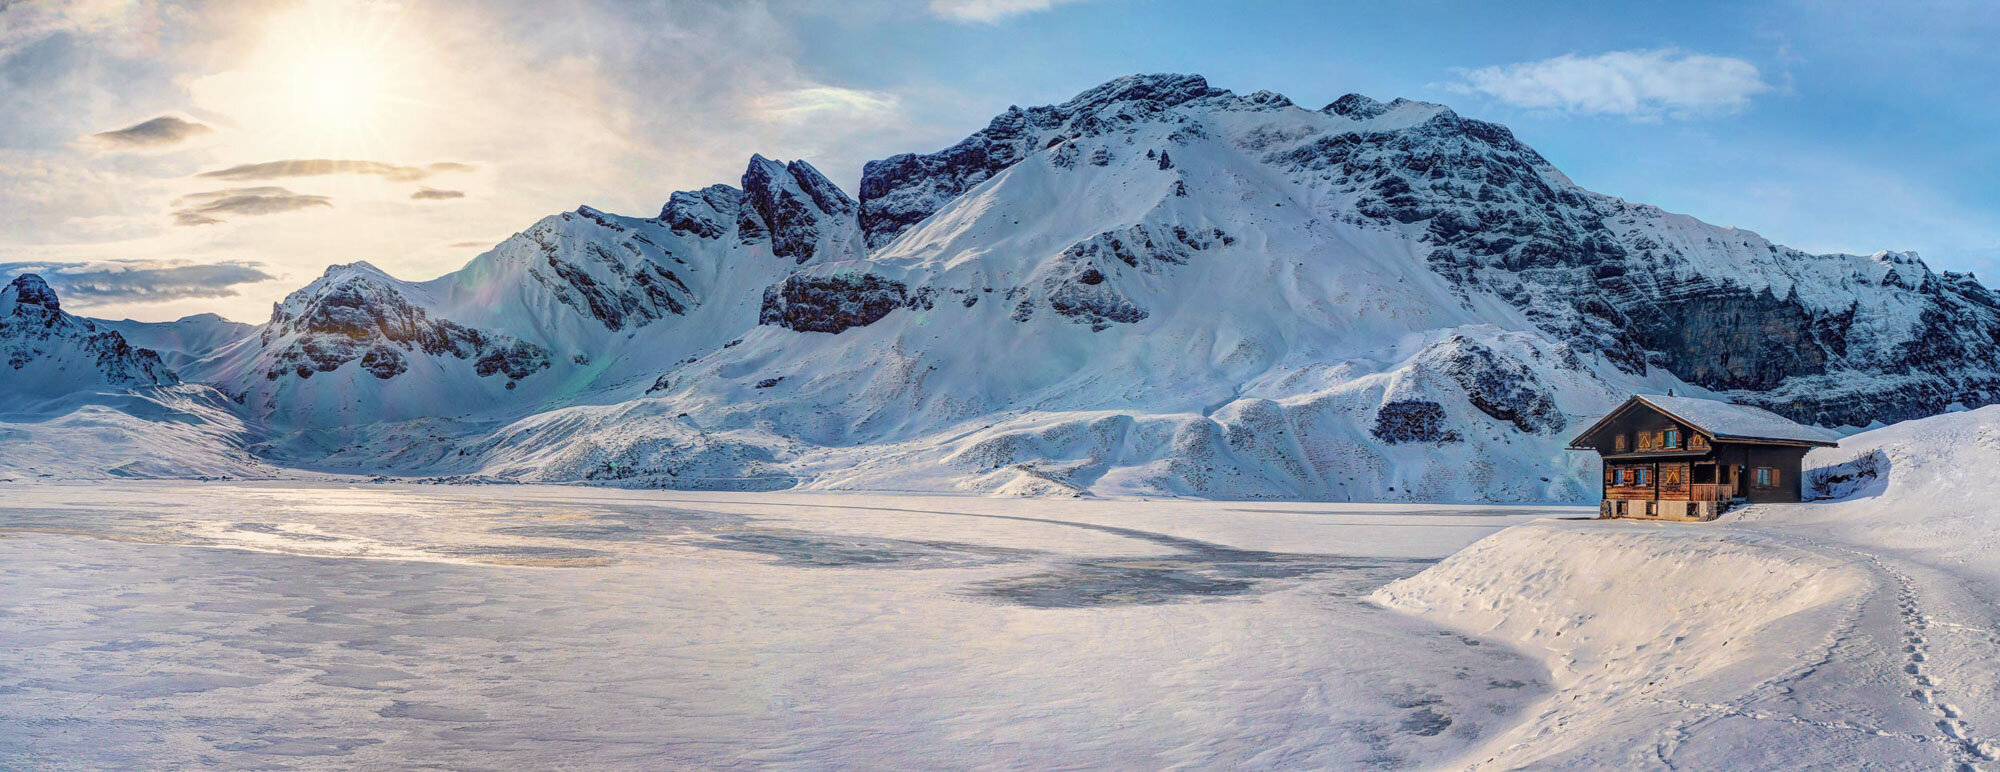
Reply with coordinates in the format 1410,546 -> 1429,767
248,1 -> 422,153
286,38 -> 386,137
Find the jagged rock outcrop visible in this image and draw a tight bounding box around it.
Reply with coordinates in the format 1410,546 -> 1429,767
660,184 -> 741,240
1372,400 -> 1461,444
739,155 -> 862,264
1420,335 -> 1565,435
758,271 -> 914,334
520,207 -> 692,331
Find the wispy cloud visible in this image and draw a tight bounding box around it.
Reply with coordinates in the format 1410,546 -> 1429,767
1444,49 -> 1771,120
411,187 -> 466,200
928,0 -> 1085,23
0,259 -> 277,303
196,159 -> 476,183
750,86 -> 899,124
91,116 -> 212,149
172,187 -> 332,226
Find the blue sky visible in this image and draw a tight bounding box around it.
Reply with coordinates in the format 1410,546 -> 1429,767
1,0 -> 1995,321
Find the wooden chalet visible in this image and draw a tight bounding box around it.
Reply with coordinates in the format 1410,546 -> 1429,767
1567,394 -> 1840,521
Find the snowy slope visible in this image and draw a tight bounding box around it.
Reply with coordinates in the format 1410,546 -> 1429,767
1377,408 -> 2000,767
0,386 -> 278,480
95,313 -> 253,371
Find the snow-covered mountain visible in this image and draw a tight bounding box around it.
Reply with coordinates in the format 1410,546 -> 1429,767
1,274 -> 177,403
8,73 -> 1999,499
96,313 -> 253,370
0,276 -> 273,480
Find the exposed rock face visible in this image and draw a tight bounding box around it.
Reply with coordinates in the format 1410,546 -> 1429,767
659,184 -> 740,239
261,264 -> 548,382
522,208 -> 692,331
9,273 -> 59,309
1236,84 -> 2000,427
1372,400 -> 1461,444
1022,224 -> 1230,330
1,274 -> 177,392
758,271 -> 913,334
739,155 -> 862,264
1422,335 -> 1565,435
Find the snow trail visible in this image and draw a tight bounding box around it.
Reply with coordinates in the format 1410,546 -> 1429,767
1725,525 -> 2000,767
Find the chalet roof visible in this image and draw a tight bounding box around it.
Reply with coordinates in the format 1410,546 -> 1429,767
1569,393 -> 1842,449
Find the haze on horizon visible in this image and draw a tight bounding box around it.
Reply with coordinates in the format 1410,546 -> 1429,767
2,0 -> 1995,323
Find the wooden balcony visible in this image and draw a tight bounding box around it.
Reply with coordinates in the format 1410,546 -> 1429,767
1690,484 -> 1733,502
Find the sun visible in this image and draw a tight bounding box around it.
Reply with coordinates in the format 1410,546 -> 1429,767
285,34 -> 388,138
241,0 -> 426,152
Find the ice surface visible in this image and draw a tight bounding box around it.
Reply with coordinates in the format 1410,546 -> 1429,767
0,483 -> 1566,768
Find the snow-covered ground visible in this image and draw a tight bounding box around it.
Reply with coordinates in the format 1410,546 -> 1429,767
10,408 -> 2000,769
0,483 -> 1565,768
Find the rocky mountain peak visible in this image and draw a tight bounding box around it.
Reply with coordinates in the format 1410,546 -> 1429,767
739,154 -> 862,264
1055,72 -> 1224,114
6,273 -> 60,312
2,272 -> 176,393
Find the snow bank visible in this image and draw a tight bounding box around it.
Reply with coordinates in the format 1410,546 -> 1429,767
1774,405 -> 2000,567
1374,522 -> 1866,767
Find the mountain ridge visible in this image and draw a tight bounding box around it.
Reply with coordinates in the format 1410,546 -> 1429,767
8,72 -> 1997,498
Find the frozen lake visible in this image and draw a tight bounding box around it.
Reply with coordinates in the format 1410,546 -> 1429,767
0,483 -> 1581,768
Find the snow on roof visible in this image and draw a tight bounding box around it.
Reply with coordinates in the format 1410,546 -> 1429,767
1633,394 -> 1842,446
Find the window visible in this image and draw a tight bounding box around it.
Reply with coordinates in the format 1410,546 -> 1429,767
1665,429 -> 1679,448
1636,468 -> 1650,486
1637,432 -> 1653,451
1612,468 -> 1626,485
1615,434 -> 1628,451
1755,467 -> 1777,487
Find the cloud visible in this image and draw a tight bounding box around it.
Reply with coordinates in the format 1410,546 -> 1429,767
449,240 -> 490,248
196,159 -> 476,183
172,187 -> 332,226
411,187 -> 466,200
750,86 -> 900,124
91,115 -> 211,148
0,258 -> 277,303
928,0 -> 1085,23
0,0 -> 163,61
1444,49 -> 1772,119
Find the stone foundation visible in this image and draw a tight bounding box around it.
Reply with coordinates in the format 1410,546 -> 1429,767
1599,499 -> 1727,522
